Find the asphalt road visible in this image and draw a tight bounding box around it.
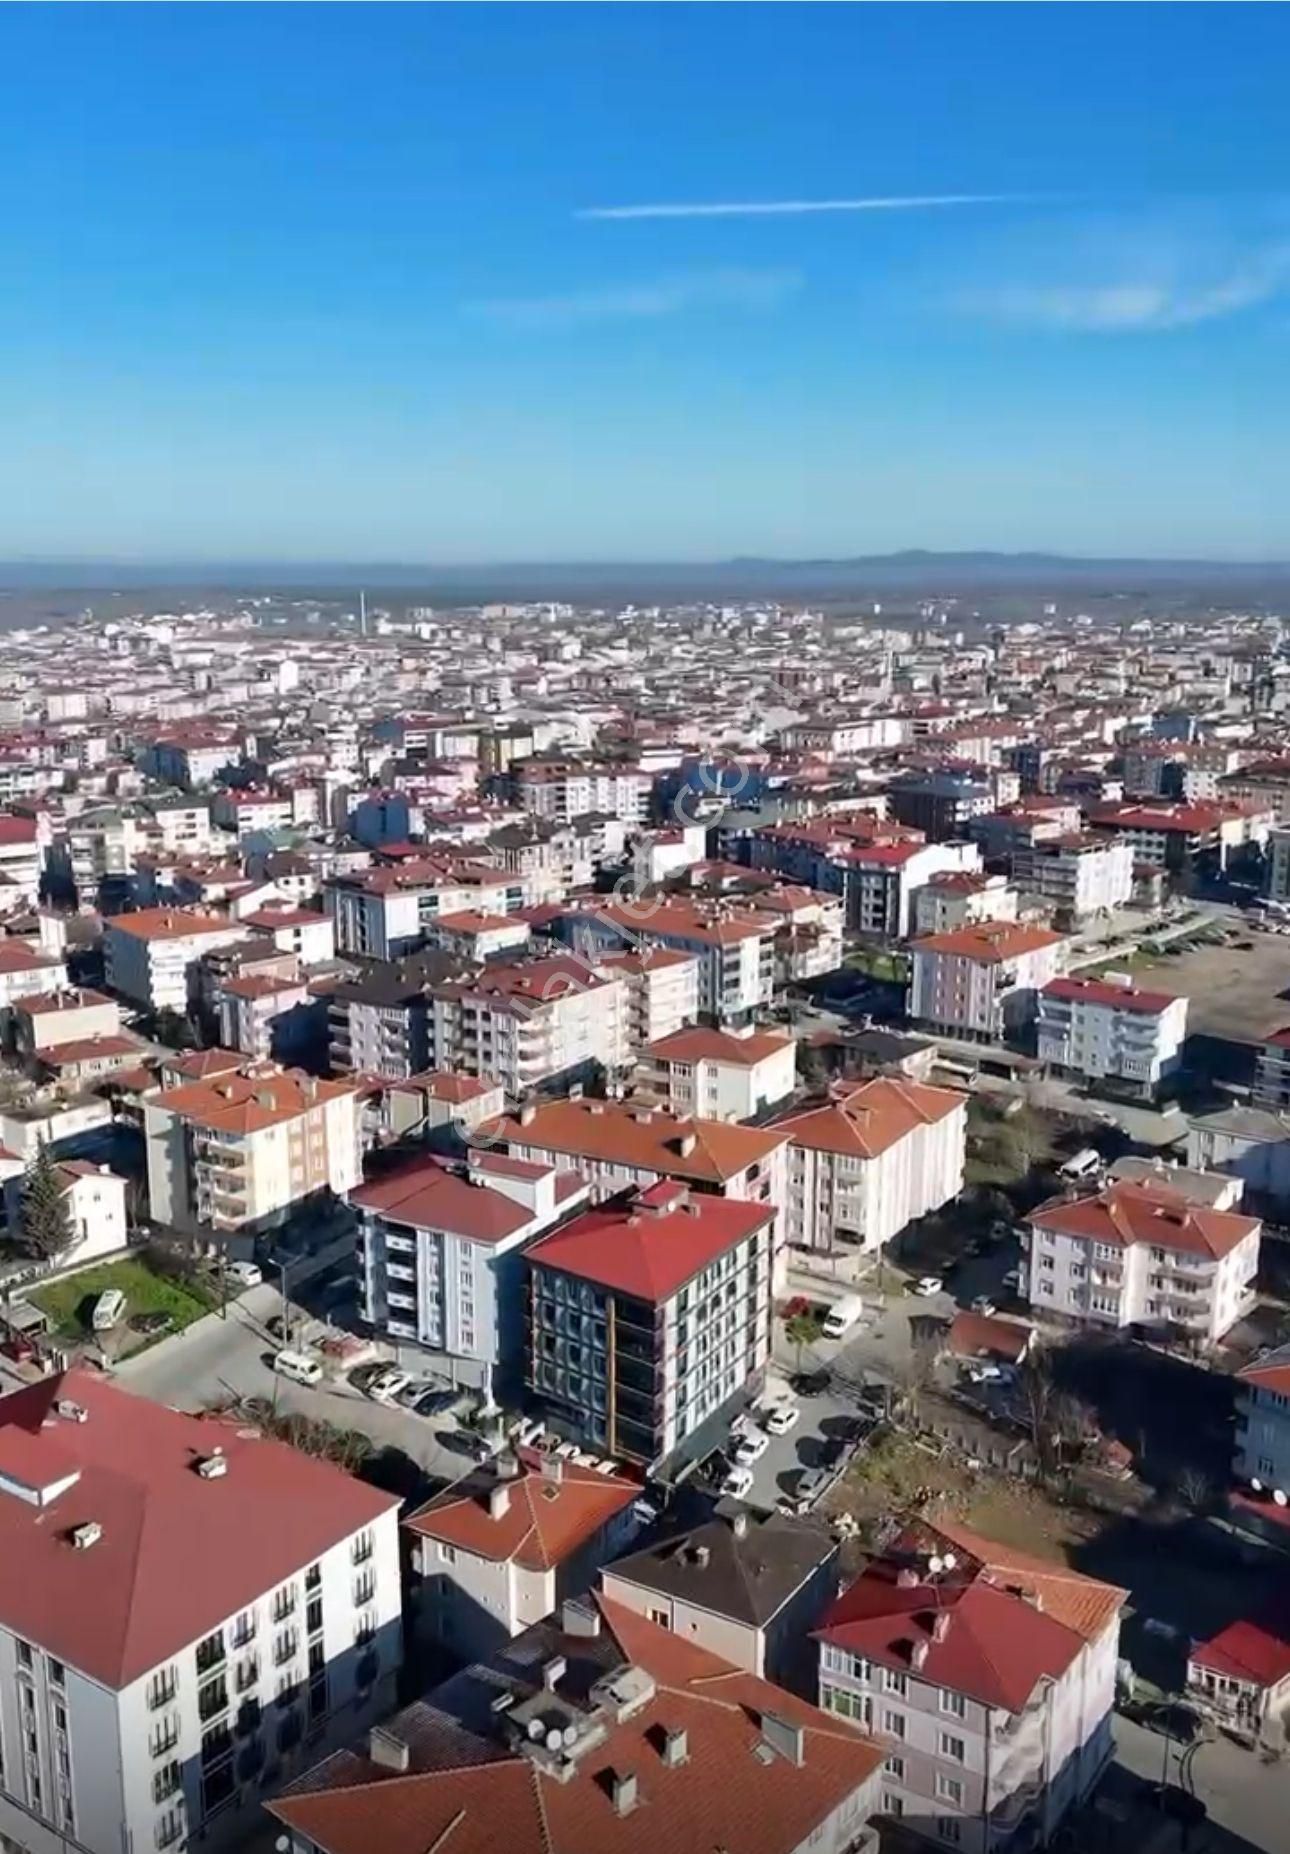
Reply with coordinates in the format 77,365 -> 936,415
1114,1712 -> 1283,1854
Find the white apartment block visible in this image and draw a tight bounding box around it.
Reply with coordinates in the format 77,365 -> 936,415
513,762 -> 652,825
0,816 -> 47,904
10,988 -> 121,1055
434,956 -> 629,1096
774,1076 -> 967,1256
912,872 -> 1017,938
0,943 -> 69,1016
325,863 -> 526,962
217,971 -> 314,1062
1013,833 -> 1134,920
1037,973 -> 1188,1100
240,905 -> 335,966
910,923 -> 1067,1043
563,898 -> 775,1026
816,1520 -> 1123,1854
103,908 -> 247,1015
636,1024 -> 797,1122
1023,1178 -> 1260,1345
144,1062 -> 363,1237
598,947 -> 700,1052
0,1368 -> 401,1854
353,1149 -> 587,1397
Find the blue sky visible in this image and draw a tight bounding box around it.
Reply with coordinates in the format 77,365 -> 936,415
3,3 -> 1290,562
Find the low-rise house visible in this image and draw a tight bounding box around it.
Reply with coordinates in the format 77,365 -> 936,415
944,1311 -> 1034,1369
910,923 -> 1067,1043
772,1077 -> 967,1259
0,938 -> 67,1013
600,1501 -> 838,1692
1187,1607 -> 1290,1738
1,1159 -> 128,1266
525,1182 -> 777,1469
268,1595 -> 885,1854
1036,972 -> 1188,1101
9,986 -> 121,1054
815,1518 -> 1125,1852
353,1150 -> 586,1397
403,1446 -> 639,1662
635,1024 -> 797,1123
1187,1104 -> 1290,1215
1024,1178 -> 1260,1345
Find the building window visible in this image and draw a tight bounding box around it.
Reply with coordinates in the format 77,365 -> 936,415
883,1794 -> 905,1818
48,1659 -> 65,1689
647,1607 -> 670,1629
940,1689 -> 966,1718
883,1670 -> 907,1696
15,1641 -> 33,1671
439,1543 -> 457,1565
353,1568 -> 376,1607
939,1732 -> 966,1762
885,1755 -> 906,1780
883,1709 -> 906,1739
936,1775 -> 965,1806
352,1529 -> 375,1566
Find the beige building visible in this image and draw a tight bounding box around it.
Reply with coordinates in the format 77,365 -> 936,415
143,1060 -> 363,1236
910,922 -> 1067,1042
10,987 -> 121,1054
598,946 -> 701,1051
635,1023 -> 797,1122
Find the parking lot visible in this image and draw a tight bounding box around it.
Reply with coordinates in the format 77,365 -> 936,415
1126,922 -> 1290,1045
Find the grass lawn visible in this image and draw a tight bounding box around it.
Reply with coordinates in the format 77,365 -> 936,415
32,1257 -> 215,1340
844,947 -> 910,985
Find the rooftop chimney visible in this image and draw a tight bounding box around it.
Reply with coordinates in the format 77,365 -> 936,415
368,1727 -> 410,1773
542,1655 -> 568,1691
519,1101 -> 537,1126
488,1484 -> 511,1521
662,1727 -> 688,1768
759,1711 -> 805,1767
730,1510 -> 749,1541
561,1597 -> 601,1638
933,1611 -> 952,1642
541,1453 -> 564,1486
611,1771 -> 639,1816
676,1133 -> 697,1158
912,1640 -> 930,1671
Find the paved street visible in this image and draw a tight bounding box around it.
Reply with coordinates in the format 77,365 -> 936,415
115,1282 -> 471,1483
1114,1712 -> 1283,1854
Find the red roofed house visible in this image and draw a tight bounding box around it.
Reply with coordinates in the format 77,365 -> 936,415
910,922 -> 1068,1043
352,1151 -> 588,1401
635,1022 -> 797,1123
240,901 -> 335,966
1187,1604 -> 1290,1736
1085,799 -> 1272,884
1037,971 -> 1189,1101
1025,1178 -> 1261,1345
269,1593 -> 885,1854
525,1183 -> 777,1470
772,1077 -> 967,1258
0,1366 -> 402,1854
815,1518 -> 1125,1849
403,1445 -> 639,1661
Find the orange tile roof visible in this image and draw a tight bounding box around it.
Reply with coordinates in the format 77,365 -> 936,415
644,1025 -> 792,1067
1029,1178 -> 1259,1262
773,1075 -> 965,1159
404,1448 -> 637,1570
489,1097 -> 787,1183
912,921 -> 1066,963
157,1063 -> 358,1134
105,906 -> 237,942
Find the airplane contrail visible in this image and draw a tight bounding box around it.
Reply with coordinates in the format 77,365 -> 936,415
578,194 -> 1029,221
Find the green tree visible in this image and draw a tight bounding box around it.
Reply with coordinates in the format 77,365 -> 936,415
19,1142 -> 74,1262
785,1310 -> 824,1372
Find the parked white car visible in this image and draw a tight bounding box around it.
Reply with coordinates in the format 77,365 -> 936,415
366,1367 -> 410,1403
763,1403 -> 801,1437
734,1429 -> 770,1466
225,1261 -> 263,1290
720,1463 -> 755,1499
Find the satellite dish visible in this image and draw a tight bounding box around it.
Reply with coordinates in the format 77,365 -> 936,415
1274,1489 -> 1288,1509
527,1718 -> 545,1741
562,1725 -> 579,1749
1251,1478 -> 1264,1494
545,1728 -> 564,1751
276,1840 -> 291,1853
928,1556 -> 944,1576
942,1553 -> 957,1571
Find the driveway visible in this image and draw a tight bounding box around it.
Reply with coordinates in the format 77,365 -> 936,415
738,1372 -> 878,1511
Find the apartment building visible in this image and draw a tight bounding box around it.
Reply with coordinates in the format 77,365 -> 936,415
0,940 -> 67,1014
909,923 -> 1067,1043
377,1070 -> 505,1142
1037,973 -> 1189,1100
1253,1028 -> 1290,1112
269,1598 -> 884,1854
0,1159 -> 128,1269
8,987 -> 118,1057
773,1077 -> 966,1257
599,946 -> 701,1051
1235,1345 -> 1290,1493
216,969 -> 322,1065
143,1061 -> 363,1236
526,1182 -> 777,1468
1186,1104 -> 1290,1214
0,814 -> 47,903
240,903 -> 335,966
636,1024 -> 796,1123
511,759 -> 653,824
424,908 -> 532,961
492,1095 -> 789,1261
843,841 -> 984,940
1268,826 -> 1290,904
353,1149 -> 587,1396
1023,1178 -> 1260,1344
558,896 -> 775,1026
326,950 -> 470,1078
912,872 -> 1016,938
1085,800 -> 1271,884
0,1366 -> 401,1854
887,769 -> 997,841
1011,833 -> 1134,921
325,860 -> 525,963
435,955 -> 629,1096
103,908 -> 247,1015
815,1518 -> 1124,1853
403,1448 -> 639,1662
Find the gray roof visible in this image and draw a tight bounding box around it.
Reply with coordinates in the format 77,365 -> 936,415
604,1502 -> 835,1628
1189,1104 -> 1290,1144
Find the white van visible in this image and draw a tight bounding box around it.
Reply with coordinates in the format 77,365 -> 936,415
1060,1147 -> 1102,1181
821,1293 -> 866,1341
273,1349 -> 323,1387
91,1288 -> 127,1332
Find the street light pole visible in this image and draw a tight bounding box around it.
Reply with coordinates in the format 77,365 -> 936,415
279,1259 -> 292,1346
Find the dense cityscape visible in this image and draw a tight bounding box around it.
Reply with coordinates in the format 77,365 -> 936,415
0,585 -> 1287,1854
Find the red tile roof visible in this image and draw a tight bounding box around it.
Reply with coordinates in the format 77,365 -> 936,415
404,1448 -> 636,1570
946,1311 -> 1034,1363
157,1062 -> 358,1134
644,1025 -> 792,1067
1190,1608 -> 1290,1688
1029,1178 -> 1260,1262
0,1367 -> 395,1689
1042,975 -> 1180,1015
0,940 -> 61,974
269,1595 -> 883,1854
912,920 -> 1066,963
491,1097 -> 787,1184
105,906 -> 237,942
773,1075 -> 965,1159
351,1155 -> 537,1245
525,1188 -> 773,1303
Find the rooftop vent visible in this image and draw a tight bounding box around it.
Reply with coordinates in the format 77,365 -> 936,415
196,1449 -> 229,1481
911,1640 -> 930,1671
519,1102 -> 537,1126
759,1711 -> 805,1767
661,1727 -> 688,1768
611,1771 -> 638,1817
933,1611 -> 952,1642
730,1510 -> 749,1541
54,1399 -> 88,1425
562,1597 -> 601,1639
541,1453 -> 564,1486
368,1726 -> 410,1773
70,1520 -> 103,1551
542,1655 -> 568,1691
676,1133 -> 697,1158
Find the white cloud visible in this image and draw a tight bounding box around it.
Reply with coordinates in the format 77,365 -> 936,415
959,245 -> 1290,331
469,267 -> 801,327
579,194 -> 1025,221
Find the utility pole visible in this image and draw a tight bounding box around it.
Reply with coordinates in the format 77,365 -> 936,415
279,1258 -> 292,1346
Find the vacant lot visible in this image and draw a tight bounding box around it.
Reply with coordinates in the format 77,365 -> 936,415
1125,931 -> 1290,1045
33,1257 -> 215,1344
